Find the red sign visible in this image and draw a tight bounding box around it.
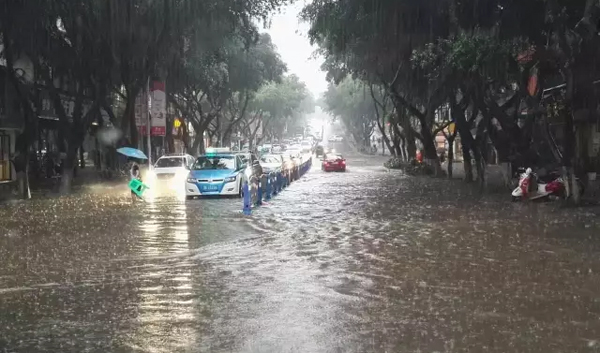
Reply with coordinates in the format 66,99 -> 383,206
150,81 -> 166,136
138,126 -> 167,136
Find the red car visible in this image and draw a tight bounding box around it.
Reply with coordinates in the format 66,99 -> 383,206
322,154 -> 346,172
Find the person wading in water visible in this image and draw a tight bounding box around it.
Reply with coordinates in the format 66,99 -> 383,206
130,160 -> 142,202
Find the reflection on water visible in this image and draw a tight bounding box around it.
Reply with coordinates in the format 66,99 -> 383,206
127,200 -> 197,352
0,154 -> 600,352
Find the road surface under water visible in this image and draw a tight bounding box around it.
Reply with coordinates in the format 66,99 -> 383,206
1,145 -> 600,352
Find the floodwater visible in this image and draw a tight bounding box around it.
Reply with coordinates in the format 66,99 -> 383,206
1,146 -> 600,353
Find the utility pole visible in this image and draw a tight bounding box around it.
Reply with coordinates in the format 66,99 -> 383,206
146,78 -> 152,168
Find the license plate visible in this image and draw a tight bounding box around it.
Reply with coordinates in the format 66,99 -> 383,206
201,185 -> 219,191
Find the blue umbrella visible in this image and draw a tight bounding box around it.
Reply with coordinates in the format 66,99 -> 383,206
117,147 -> 148,160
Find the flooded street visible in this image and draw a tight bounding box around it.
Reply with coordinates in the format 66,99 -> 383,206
1,148 -> 600,353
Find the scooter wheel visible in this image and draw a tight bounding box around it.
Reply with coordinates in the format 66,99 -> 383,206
511,196 -> 521,202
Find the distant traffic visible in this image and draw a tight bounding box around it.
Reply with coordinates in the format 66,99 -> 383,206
145,135 -> 346,199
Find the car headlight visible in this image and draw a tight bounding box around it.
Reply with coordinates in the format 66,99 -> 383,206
224,176 -> 237,183
186,177 -> 196,183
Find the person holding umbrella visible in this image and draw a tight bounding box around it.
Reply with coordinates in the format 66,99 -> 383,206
116,147 -> 149,202
129,159 -> 143,202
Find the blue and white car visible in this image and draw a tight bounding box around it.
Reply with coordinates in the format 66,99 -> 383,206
185,152 -> 249,198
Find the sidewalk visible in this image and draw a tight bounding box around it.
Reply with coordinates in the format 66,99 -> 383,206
0,167 -> 124,201
441,161 -> 600,202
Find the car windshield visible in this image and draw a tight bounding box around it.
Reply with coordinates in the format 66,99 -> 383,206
193,156 -> 235,170
261,155 -> 280,164
325,154 -> 343,160
276,154 -> 290,162
155,157 -> 185,168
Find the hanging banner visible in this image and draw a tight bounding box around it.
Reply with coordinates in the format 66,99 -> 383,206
150,81 -> 166,136
134,91 -> 148,128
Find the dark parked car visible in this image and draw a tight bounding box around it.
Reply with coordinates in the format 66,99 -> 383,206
235,152 -> 263,179
315,145 -> 325,158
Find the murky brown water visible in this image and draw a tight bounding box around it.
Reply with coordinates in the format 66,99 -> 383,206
1,149 -> 600,352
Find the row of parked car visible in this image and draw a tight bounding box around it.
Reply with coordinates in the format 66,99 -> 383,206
145,147 -> 312,199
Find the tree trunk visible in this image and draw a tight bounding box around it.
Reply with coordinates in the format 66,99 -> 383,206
16,170 -> 30,199
13,134 -> 31,199
474,147 -> 486,188
181,122 -> 190,152
121,87 -> 139,146
394,140 -> 403,159
222,131 -> 233,149
394,118 -> 415,159
79,147 -> 85,168
462,145 -> 474,182
12,129 -> 32,201
391,131 -> 401,158
376,123 -> 393,155
447,135 -> 455,178
166,117 -> 174,153
451,98 -> 478,182
190,133 -> 205,156
499,162 -> 512,189
59,143 -> 79,194
417,114 -> 442,175
562,70 -> 579,204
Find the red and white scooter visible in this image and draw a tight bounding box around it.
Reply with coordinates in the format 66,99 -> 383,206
511,168 -> 566,201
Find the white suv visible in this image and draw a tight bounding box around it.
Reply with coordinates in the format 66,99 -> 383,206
149,154 -> 195,184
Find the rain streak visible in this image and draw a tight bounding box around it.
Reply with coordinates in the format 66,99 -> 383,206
2,0 -> 600,352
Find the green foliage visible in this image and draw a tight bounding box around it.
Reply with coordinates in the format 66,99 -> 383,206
322,77 -> 379,146
411,31 -> 528,87
249,74 -> 310,139
0,0 -> 301,193
384,157 -> 435,175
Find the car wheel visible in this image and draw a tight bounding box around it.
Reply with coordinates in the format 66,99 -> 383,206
185,195 -> 194,200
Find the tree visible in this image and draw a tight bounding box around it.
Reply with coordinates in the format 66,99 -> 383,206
107,0 -> 293,147
322,77 -> 378,150
302,0 -> 451,174
215,33 -> 287,147
242,74 -> 309,147
304,0 -> 600,198
0,0 -> 47,198
168,27 -> 287,155
410,0 -> 598,196
1,0 -> 294,195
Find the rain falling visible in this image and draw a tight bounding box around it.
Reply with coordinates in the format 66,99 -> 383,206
1,0 -> 600,352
